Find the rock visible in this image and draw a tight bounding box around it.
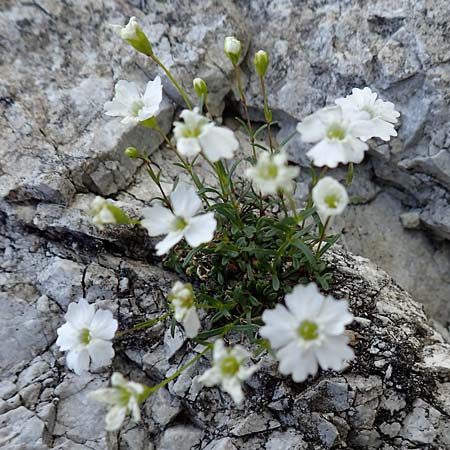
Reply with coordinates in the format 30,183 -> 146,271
1,1 -> 450,449
158,425 -> 203,450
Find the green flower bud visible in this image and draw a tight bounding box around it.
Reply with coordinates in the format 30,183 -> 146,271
254,50 -> 269,78
224,36 -> 241,66
193,78 -> 208,97
119,17 -> 153,56
125,147 -> 140,159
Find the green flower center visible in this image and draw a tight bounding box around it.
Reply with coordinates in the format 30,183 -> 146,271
80,328 -> 91,345
221,356 -> 240,377
324,194 -> 338,209
326,126 -> 346,140
298,320 -> 319,341
130,100 -> 144,117
183,127 -> 202,138
173,216 -> 188,231
261,162 -> 279,180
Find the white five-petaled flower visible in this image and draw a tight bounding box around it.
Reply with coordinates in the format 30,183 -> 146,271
89,372 -> 146,431
56,299 -> 118,375
141,184 -> 217,256
198,339 -> 258,404
246,151 -> 299,196
104,77 -> 162,125
297,106 -> 368,168
335,87 -> 400,142
260,283 -> 354,383
169,281 -> 200,338
312,177 -> 349,220
173,108 -> 239,162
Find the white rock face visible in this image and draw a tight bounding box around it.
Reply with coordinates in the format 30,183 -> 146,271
1,1 -> 450,449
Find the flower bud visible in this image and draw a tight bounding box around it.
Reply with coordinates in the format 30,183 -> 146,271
224,36 -> 241,66
90,196 -> 131,229
254,50 -> 269,78
124,147 -> 140,158
193,78 -> 208,97
118,17 -> 153,56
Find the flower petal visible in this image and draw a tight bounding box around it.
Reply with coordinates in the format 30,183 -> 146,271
177,137 -> 202,158
297,113 -> 327,143
66,349 -> 90,375
141,205 -> 175,236
105,405 -> 127,431
315,335 -> 354,371
142,76 -> 163,111
87,339 -> 115,369
56,323 -> 79,351
199,125 -> 239,162
170,184 -> 202,218
155,231 -> 184,255
222,377 -> 244,404
184,213 -> 217,247
90,309 -> 118,340
65,299 -> 95,330
182,307 -> 200,338
198,367 -> 222,387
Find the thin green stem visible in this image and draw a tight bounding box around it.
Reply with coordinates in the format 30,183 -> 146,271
115,313 -> 170,338
150,54 -> 193,109
260,76 -> 274,152
316,216 -> 331,259
140,157 -> 172,210
143,345 -> 211,397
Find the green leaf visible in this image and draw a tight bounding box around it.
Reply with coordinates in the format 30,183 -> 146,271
272,275 -> 280,291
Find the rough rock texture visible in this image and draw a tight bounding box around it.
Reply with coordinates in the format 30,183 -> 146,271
2,0 -> 450,449
1,0 -> 450,321
2,220 -> 450,449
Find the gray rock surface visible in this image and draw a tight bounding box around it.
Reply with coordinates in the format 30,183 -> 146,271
1,0 -> 450,322
2,0 -> 450,449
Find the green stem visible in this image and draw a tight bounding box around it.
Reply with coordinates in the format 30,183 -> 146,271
115,313 -> 170,338
150,54 -> 193,109
316,216 -> 331,259
142,345 -> 211,397
140,157 -> 172,210
260,76 -> 274,152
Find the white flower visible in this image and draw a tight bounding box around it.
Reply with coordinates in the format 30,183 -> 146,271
104,77 -> 162,125
173,108 -> 239,162
297,106 -> 369,168
56,299 -> 118,375
169,281 -> 200,338
198,339 -> 258,404
246,151 -> 299,196
89,372 -> 146,431
224,36 -> 242,65
260,283 -> 354,382
335,87 -> 400,141
312,177 -> 349,220
141,184 -> 216,256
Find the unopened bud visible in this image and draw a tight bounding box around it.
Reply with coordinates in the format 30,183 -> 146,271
254,50 -> 269,78
224,36 -> 241,66
117,17 -> 153,56
125,147 -> 140,158
193,78 -> 208,97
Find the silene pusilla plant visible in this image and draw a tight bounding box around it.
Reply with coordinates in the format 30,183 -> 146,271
56,17 -> 400,431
